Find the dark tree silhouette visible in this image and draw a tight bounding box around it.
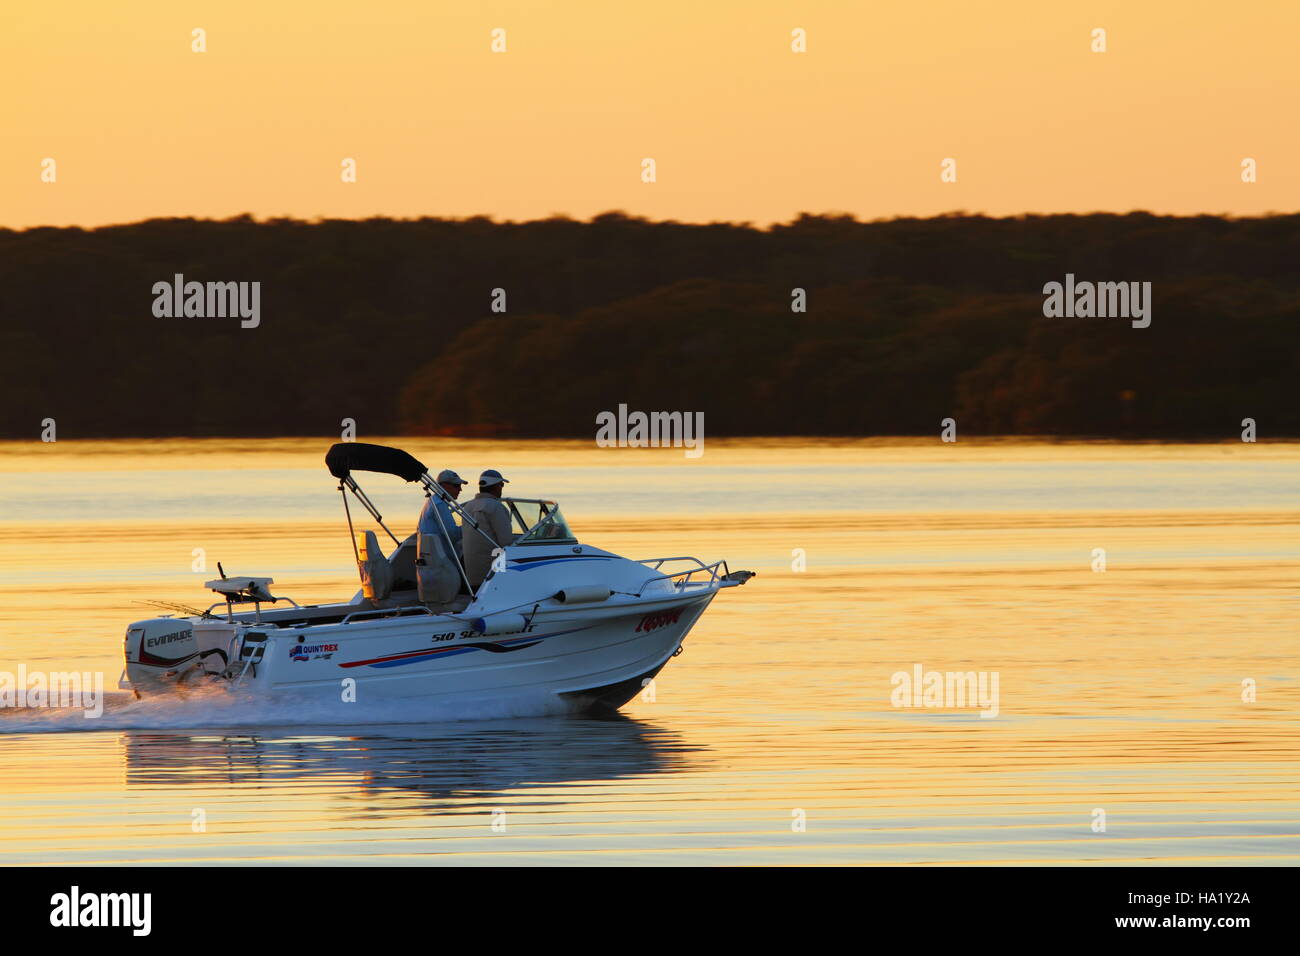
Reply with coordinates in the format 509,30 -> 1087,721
1,212 -> 1297,438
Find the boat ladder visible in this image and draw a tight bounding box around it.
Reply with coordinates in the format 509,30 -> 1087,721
232,631 -> 269,686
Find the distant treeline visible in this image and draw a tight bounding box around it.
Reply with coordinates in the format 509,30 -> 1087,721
2,212 -> 1298,439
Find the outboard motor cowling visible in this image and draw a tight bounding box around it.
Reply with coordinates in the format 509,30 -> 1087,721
124,618 -> 202,692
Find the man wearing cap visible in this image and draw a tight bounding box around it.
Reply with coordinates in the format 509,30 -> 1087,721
461,469 -> 515,588
417,469 -> 466,561
411,469 -> 466,602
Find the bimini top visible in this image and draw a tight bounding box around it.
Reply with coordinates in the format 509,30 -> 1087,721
325,442 -> 428,483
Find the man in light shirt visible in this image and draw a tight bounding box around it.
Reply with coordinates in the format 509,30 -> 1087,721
461,469 -> 515,588
417,469 -> 466,560
416,469 -> 466,601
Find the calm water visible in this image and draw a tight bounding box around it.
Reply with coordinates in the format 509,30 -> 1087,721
1,438 -> 1297,865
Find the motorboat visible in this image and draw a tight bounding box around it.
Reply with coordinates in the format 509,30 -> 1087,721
120,443 -> 754,714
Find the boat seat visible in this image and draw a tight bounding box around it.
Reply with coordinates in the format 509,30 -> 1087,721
416,532 -> 459,604
389,533 -> 419,591
358,530 -> 394,602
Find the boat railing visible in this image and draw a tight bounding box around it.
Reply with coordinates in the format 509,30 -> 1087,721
341,605 -> 438,625
203,595 -> 301,623
635,556 -> 732,594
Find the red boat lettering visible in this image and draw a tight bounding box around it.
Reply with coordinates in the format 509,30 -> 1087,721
636,607 -> 685,633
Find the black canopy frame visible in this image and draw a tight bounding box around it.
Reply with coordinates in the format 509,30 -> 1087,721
323,442 -> 495,599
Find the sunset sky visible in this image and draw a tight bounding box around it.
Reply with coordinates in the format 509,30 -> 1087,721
3,0 -> 1296,228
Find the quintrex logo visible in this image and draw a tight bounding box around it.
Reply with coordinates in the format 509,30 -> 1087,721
49,886 -> 151,936
290,642 -> 338,662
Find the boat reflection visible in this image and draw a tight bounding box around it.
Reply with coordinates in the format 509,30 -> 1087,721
120,714 -> 701,805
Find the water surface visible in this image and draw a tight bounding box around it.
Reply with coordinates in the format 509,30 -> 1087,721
1,438 -> 1297,864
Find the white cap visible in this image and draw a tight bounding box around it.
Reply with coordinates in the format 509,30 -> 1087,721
479,469 -> 509,486
436,469 -> 466,485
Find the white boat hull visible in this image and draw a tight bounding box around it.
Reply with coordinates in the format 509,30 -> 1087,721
240,595 -> 714,712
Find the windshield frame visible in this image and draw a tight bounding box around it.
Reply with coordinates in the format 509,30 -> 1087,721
503,497 -> 577,544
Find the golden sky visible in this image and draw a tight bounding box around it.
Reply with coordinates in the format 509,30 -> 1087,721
2,0 -> 1296,228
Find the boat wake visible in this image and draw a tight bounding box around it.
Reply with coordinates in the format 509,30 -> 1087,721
0,686 -> 573,734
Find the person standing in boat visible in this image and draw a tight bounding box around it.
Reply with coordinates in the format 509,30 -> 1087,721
462,469 -> 515,588
416,469 -> 466,602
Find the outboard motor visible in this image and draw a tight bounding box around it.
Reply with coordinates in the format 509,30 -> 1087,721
123,618 -> 204,693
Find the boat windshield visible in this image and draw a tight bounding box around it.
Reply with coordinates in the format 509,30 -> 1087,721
506,498 -> 576,543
